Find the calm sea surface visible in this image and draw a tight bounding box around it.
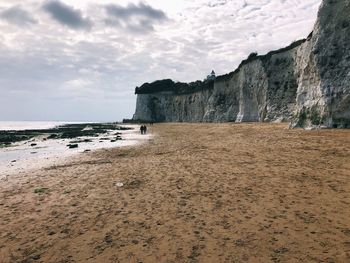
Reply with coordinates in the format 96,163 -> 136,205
0,121 -> 86,131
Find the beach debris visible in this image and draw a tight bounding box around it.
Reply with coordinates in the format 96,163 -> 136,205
273,247 -> 289,254
11,160 -> 16,163
34,187 -> 49,194
115,182 -> 124,187
30,143 -> 37,147
84,149 -> 91,152
67,143 -> 78,149
69,139 -> 92,143
63,189 -> 72,194
111,136 -> 122,142
31,152 -> 37,154
118,126 -> 132,130
104,233 -> 113,244
124,178 -> 143,189
48,230 -> 56,236
47,134 -> 58,139
31,254 -> 41,260
341,228 -> 350,236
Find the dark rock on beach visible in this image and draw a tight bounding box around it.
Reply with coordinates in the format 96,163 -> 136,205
47,134 -> 58,139
0,123 -> 131,147
67,144 -> 78,149
69,139 -> 93,144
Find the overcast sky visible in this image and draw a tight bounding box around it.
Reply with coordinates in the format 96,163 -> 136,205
0,0 -> 322,122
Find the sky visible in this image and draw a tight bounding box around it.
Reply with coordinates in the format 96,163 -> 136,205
0,0 -> 322,122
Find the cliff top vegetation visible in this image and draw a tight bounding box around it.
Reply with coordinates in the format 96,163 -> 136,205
135,37 -> 308,94
135,79 -> 214,95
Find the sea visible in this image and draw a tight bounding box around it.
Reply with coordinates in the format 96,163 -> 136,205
0,121 -> 149,178
0,121 -> 72,131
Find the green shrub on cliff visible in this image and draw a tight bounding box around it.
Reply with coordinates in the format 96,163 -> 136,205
310,109 -> 322,125
135,79 -> 214,95
294,108 -> 323,127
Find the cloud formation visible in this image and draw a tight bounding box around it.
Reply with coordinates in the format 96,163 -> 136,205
104,3 -> 167,33
43,0 -> 92,30
0,6 -> 37,26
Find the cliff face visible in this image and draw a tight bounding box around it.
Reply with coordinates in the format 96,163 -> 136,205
291,0 -> 350,128
133,0 -> 350,128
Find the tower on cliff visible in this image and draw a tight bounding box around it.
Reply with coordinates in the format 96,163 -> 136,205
206,70 -> 216,81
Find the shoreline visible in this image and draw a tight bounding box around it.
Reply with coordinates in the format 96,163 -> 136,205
0,123 -> 349,262
0,124 -> 152,178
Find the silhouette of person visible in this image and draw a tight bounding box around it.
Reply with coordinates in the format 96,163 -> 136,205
140,125 -> 144,134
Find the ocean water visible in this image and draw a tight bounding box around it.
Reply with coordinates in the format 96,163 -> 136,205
0,121 -> 83,131
0,122 -> 151,178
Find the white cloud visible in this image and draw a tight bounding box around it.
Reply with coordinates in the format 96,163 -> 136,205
64,78 -> 93,89
0,5 -> 37,26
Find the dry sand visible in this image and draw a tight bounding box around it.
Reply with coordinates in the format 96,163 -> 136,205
0,123 -> 349,263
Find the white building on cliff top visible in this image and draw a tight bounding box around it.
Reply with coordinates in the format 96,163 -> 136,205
206,70 -> 216,81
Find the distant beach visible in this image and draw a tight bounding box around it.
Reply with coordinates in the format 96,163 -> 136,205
0,121 -> 152,177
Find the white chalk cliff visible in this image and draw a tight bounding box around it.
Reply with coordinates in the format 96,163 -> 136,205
133,0 -> 350,128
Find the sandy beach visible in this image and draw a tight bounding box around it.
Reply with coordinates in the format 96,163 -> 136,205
0,123 -> 349,263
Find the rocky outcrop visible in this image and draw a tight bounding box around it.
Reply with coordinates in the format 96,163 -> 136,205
291,0 -> 350,128
132,0 -> 350,128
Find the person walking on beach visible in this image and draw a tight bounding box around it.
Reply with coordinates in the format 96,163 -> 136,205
140,125 -> 147,135
140,125 -> 144,135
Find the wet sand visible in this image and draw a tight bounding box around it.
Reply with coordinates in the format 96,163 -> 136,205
0,123 -> 349,263
0,125 -> 150,177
